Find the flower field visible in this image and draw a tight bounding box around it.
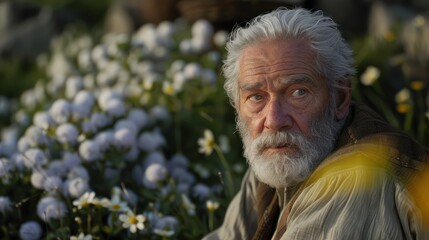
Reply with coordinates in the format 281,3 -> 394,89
0,14 -> 428,240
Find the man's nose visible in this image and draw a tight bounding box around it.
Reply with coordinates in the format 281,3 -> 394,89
264,98 -> 293,131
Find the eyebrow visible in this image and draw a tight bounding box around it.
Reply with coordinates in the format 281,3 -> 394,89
239,75 -> 315,91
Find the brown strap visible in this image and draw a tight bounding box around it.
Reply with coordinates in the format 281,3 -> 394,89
272,188 -> 303,240
252,191 -> 280,240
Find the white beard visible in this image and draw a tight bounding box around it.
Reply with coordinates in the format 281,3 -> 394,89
238,104 -> 344,188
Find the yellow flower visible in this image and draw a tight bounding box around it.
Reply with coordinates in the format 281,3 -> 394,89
411,81 -> 425,91
119,211 -> 146,233
206,200 -> 220,212
162,82 -> 175,96
397,103 -> 411,113
395,88 -> 411,103
360,66 -> 380,86
198,129 -> 215,156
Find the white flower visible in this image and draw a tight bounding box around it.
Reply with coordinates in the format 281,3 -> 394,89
30,171 -> 47,189
173,72 -> 186,92
395,88 -> 411,103
91,44 -> 108,63
138,130 -> 166,152
24,126 -> 49,147
206,200 -> 220,212
49,99 -> 71,124
67,165 -> 90,181
171,168 -> 195,186
183,62 -> 203,80
153,216 -> 178,237
19,221 -> 42,240
97,89 -> 122,110
33,111 -> 54,130
43,176 -> 63,192
179,39 -> 192,54
0,196 -> 12,214
62,152 -> 81,170
145,163 -> 167,184
15,110 -> 31,126
65,76 -> 84,99
198,129 -> 215,155
94,131 -> 114,152
150,105 -> 170,122
77,48 -> 93,70
105,98 -> 126,117
119,211 -> 146,233
360,66 -> 380,86
68,177 -> 90,198
192,183 -> 211,201
96,68 -> 116,87
154,229 -> 175,238
107,195 -> 130,212
47,52 -> 72,78
0,158 -> 13,179
157,21 -> 175,42
124,146 -> 139,162
213,30 -> 229,47
167,154 -> 189,170
70,232 -> 93,240
114,128 -> 136,150
74,90 -> 95,106
144,151 -> 166,168
17,137 -> 31,152
90,112 -> 111,129
81,120 -> 97,134
47,161 -> 67,177
56,123 -> 79,145
79,140 -> 101,162
162,81 -> 176,96
115,119 -> 138,133
191,36 -> 211,52
37,196 -> 68,221
72,103 -> 92,120
73,191 -> 95,209
169,60 -> 185,76
192,19 -> 214,41
23,148 -> 48,168
127,108 -> 149,129
83,74 -> 95,89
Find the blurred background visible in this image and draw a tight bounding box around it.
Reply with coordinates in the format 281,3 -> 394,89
1,0 -> 428,92
0,1 -> 428,239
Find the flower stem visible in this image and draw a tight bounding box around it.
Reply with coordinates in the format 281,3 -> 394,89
214,144 -> 235,200
208,211 -> 214,231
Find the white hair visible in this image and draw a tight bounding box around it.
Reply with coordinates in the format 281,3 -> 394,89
223,7 -> 356,109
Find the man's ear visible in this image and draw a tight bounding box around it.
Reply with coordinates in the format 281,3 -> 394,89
335,78 -> 352,120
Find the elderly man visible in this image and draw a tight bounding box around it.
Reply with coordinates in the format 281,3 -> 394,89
203,7 -> 429,240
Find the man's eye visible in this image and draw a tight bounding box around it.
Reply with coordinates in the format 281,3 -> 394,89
291,89 -> 307,97
249,94 -> 263,101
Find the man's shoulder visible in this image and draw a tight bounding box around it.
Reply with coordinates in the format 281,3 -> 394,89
336,102 -> 429,179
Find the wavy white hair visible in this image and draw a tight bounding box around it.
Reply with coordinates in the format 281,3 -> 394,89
223,7 -> 356,109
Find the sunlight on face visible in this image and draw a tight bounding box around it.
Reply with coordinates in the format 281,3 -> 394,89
238,101 -> 341,188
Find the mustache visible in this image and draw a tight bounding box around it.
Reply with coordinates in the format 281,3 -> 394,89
252,131 -> 305,153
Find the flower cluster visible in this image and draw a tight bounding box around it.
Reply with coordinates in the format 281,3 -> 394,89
355,12 -> 429,145
0,19 -> 242,239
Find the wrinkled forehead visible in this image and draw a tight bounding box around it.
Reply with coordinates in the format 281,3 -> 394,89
237,38 -> 324,84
